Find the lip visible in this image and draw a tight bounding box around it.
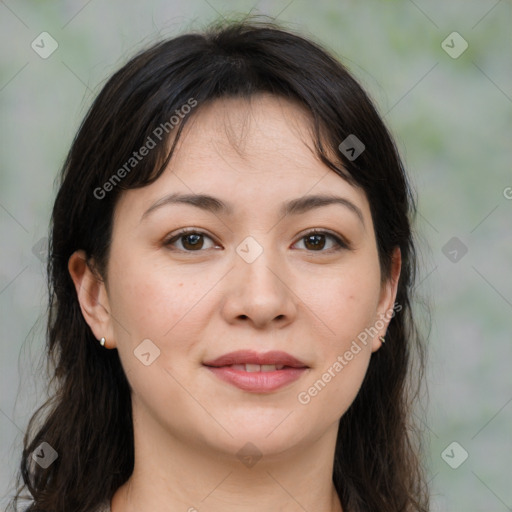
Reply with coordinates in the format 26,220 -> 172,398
203,350 -> 308,368
203,350 -> 309,393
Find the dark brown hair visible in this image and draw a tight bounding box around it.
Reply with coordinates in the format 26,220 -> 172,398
8,16 -> 429,512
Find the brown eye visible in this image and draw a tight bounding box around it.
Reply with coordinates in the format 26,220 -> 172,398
294,230 -> 348,252
304,233 -> 327,250
180,233 -> 205,250
165,230 -> 217,251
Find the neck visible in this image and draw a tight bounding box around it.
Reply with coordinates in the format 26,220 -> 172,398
111,403 -> 343,512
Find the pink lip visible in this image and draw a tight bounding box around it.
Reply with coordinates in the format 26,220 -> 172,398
203,350 -> 308,368
203,350 -> 309,393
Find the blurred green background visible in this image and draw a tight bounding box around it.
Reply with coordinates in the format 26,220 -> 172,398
1,1 -> 511,510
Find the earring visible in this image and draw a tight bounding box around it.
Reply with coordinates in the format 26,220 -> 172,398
99,337 -> 106,347
379,336 -> 385,344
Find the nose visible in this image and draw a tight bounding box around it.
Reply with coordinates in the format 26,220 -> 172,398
220,243 -> 298,330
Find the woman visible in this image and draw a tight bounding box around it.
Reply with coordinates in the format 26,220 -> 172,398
9,18 -> 429,512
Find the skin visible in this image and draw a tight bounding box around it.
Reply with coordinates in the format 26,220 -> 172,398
69,93 -> 401,512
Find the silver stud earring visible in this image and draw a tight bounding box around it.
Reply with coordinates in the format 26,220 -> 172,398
99,337 -> 106,347
379,336 -> 385,344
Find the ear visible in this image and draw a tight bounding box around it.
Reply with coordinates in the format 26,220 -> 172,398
68,250 -> 115,348
371,246 -> 402,353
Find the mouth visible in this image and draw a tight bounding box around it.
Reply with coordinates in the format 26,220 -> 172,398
214,363 -> 295,372
202,350 -> 309,393
202,349 -> 309,369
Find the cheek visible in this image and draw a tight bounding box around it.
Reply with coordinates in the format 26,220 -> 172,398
106,253 -> 219,361
294,258 -> 380,417
297,309 -> 372,424
298,350 -> 371,432
305,258 -> 381,346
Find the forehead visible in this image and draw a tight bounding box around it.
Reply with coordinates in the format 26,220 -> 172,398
182,93 -> 313,156
116,94 -> 372,224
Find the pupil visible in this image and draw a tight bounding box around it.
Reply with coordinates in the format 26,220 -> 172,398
305,234 -> 325,250
184,234 -> 202,250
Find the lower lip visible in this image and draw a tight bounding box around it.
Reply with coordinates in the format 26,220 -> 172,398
204,366 -> 308,393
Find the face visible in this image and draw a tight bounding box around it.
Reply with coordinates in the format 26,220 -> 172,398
72,93 -> 400,459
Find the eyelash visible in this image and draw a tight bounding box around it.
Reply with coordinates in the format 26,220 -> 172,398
163,227 -> 350,253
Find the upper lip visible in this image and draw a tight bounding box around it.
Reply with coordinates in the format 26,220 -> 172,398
203,350 -> 309,368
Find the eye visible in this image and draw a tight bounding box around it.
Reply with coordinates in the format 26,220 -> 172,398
293,229 -> 349,252
164,228 -> 219,252
164,228 -> 349,253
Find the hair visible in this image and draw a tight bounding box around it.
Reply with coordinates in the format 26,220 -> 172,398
8,16 -> 430,512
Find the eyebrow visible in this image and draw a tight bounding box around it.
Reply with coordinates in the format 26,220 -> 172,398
141,192 -> 365,227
